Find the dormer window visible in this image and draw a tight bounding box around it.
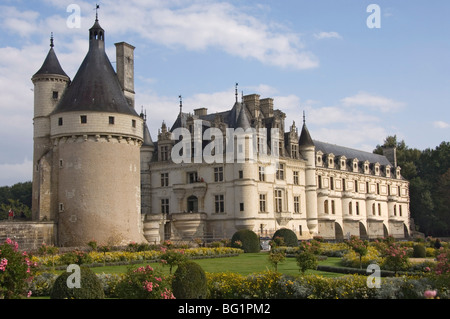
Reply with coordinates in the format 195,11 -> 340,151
327,153 -> 335,169
363,161 -> 370,174
352,158 -> 359,173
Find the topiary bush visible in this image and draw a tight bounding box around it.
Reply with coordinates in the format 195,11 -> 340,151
272,228 -> 298,247
231,229 -> 260,253
50,266 -> 105,299
172,261 -> 207,299
413,244 -> 426,258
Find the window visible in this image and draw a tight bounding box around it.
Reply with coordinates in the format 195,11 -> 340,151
132,119 -> 136,128
214,167 -> 223,182
53,91 -> 59,100
259,194 -> 266,212
276,163 -> 284,180
343,179 -> 346,191
58,117 -> 63,126
324,200 -> 329,214
275,189 -> 283,212
318,175 -> 322,189
355,181 -> 358,193
80,115 -> 87,124
109,116 -> 115,125
215,195 -> 224,213
239,203 -> 244,211
160,146 -> 169,161
59,203 -> 64,212
160,173 -> 169,187
161,199 -> 169,214
291,144 -> 298,159
356,202 -> 360,215
59,159 -> 63,168
238,170 -> 243,179
259,166 -> 265,182
330,177 -> 334,190
294,196 -> 300,213
349,202 -> 353,215
188,172 -> 198,184
399,205 -> 403,216
331,200 -> 335,214
293,171 -> 299,185
278,141 -> 283,156
378,203 -> 381,216
372,203 -> 376,215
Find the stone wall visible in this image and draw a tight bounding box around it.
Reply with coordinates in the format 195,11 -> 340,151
0,221 -> 56,252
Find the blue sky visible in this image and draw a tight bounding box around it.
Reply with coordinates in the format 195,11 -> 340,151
0,0 -> 449,186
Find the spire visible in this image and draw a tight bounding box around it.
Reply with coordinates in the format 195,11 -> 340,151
179,95 -> 183,114
33,33 -> 68,78
299,110 -> 314,147
235,83 -> 238,103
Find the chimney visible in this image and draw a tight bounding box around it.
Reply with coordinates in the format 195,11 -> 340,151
243,94 -> 260,118
260,98 -> 274,117
115,42 -> 135,108
382,147 -> 397,167
194,108 -> 208,116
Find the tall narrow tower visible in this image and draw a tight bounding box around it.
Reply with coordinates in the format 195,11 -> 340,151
31,35 -> 70,221
49,17 -> 145,246
299,115 -> 318,235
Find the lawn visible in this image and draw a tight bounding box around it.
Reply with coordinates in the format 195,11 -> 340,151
89,252 -> 344,278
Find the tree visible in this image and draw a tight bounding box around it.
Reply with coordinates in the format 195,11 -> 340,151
374,137 -> 450,236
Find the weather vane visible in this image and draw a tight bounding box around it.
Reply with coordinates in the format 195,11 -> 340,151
95,4 -> 100,20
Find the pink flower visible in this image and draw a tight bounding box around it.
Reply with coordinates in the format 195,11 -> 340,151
143,280 -> 153,292
0,258 -> 7,271
424,290 -> 437,299
27,291 -> 32,298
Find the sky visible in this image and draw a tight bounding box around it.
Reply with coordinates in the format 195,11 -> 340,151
0,0 -> 449,186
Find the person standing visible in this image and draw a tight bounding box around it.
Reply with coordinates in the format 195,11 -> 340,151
8,209 -> 14,221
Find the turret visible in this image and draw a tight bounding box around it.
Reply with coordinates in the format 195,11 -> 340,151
49,16 -> 145,246
298,113 -> 318,235
31,34 -> 70,221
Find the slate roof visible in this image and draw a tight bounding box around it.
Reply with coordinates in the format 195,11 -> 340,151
53,19 -> 137,116
313,140 -> 392,166
33,40 -> 68,78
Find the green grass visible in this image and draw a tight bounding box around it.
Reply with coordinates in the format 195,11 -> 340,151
89,253 -> 344,278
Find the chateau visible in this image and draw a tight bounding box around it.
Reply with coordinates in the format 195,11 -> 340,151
31,17 -> 410,247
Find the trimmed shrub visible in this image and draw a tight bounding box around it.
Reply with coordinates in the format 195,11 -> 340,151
413,244 -> 426,258
231,229 -> 260,253
50,266 -> 105,299
272,228 -> 298,247
172,261 -> 207,299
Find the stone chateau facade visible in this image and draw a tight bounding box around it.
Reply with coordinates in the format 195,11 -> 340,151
31,18 -> 410,246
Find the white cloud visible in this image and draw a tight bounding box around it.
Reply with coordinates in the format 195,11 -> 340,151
99,0 -> 319,70
341,91 -> 406,113
314,31 -> 342,40
433,121 -> 449,129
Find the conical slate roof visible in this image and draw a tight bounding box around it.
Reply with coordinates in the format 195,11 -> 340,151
299,123 -> 314,147
33,37 -> 68,78
53,19 -> 137,116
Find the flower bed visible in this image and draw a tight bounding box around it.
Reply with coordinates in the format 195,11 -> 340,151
32,247 -> 243,268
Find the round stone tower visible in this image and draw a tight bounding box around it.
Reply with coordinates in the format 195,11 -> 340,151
31,35 -> 70,222
50,18 -> 145,246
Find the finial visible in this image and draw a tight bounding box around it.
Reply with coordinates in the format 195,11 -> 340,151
179,95 -> 183,114
303,111 -> 306,125
235,83 -> 238,102
50,32 -> 54,48
95,4 -> 100,21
